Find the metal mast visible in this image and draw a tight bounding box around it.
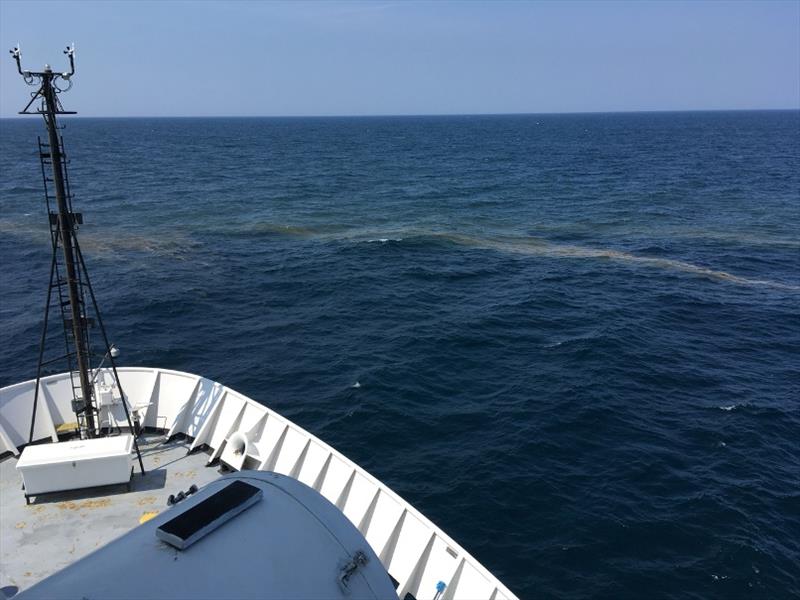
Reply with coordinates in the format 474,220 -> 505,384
10,45 -> 144,474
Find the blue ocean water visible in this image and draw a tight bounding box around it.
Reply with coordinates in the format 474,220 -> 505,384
1,111 -> 799,598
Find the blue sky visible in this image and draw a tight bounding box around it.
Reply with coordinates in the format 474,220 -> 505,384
1,0 -> 798,117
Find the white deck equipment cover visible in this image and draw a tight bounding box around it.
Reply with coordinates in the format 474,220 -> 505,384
16,434 -> 133,496
18,472 -> 398,600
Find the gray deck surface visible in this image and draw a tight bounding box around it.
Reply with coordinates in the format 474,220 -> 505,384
0,434 -> 219,595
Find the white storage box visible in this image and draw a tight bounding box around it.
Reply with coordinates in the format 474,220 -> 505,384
16,434 -> 133,500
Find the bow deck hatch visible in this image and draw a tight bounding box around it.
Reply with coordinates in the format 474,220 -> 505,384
156,480 -> 262,550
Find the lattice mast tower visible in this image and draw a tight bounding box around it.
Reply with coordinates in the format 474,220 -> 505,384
10,45 -> 144,473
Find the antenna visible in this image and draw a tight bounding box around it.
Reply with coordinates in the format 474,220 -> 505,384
10,46 -> 145,475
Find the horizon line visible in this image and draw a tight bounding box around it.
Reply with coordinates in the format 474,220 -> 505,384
1,107 -> 798,120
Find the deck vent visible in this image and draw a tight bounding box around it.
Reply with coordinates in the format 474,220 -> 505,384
156,480 -> 262,550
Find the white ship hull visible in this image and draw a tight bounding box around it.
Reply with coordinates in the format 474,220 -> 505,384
0,367 -> 518,600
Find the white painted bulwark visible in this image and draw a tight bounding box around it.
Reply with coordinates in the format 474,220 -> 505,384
16,434 -> 133,496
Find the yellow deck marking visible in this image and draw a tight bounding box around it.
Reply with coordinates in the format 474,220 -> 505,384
139,511 -> 159,524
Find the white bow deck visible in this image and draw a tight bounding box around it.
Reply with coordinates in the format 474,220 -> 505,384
0,367 -> 517,600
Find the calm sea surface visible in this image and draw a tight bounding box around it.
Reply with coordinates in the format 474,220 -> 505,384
1,112 -> 799,598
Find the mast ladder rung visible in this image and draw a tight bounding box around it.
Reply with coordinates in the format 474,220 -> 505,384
48,212 -> 83,226
63,317 -> 95,329
53,277 -> 89,288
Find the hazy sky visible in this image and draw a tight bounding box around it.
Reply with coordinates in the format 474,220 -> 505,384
1,0 -> 798,117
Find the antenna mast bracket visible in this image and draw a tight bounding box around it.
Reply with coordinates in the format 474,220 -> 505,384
10,44 -> 77,115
